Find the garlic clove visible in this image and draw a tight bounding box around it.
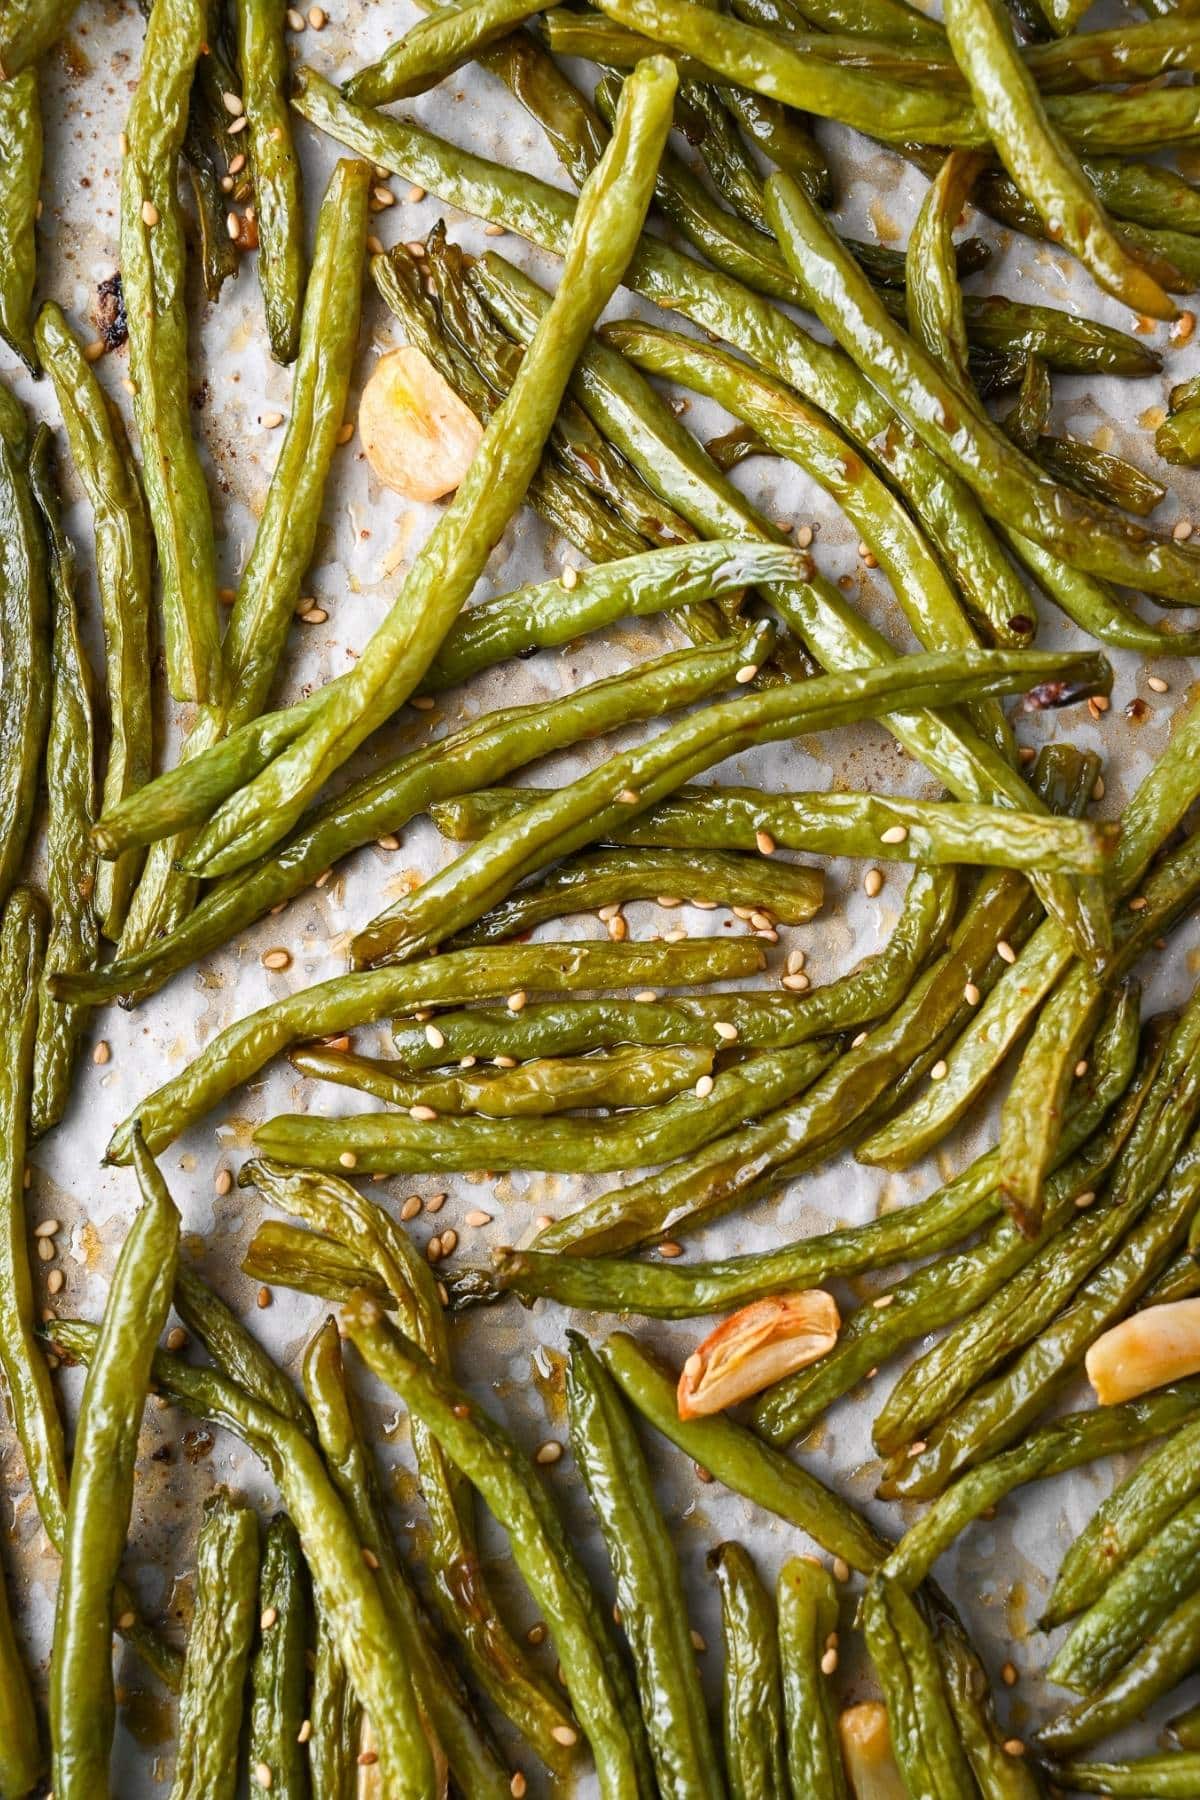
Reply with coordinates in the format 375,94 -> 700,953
676,1291 -> 840,1420
1086,1298 -> 1200,1405
359,345 -> 482,502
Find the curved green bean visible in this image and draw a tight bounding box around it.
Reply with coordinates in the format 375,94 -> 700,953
0,71 -> 41,374
1045,1755 -> 1200,1796
862,1577 -> 976,1800
566,1332 -> 724,1800
168,1492 -> 260,1800
35,302 -> 153,939
1036,1581 -> 1200,1757
0,1545 -> 40,1797
308,1610 -> 358,1800
28,427 -> 98,1138
120,0 -> 223,705
937,1614 -> 1045,1798
174,1262 -> 314,1438
342,1294 -> 656,1800
777,1559 -> 847,1799
0,393 -> 49,912
346,0 -> 557,103
290,1043 -> 713,1116
711,1544 -> 787,1800
50,1131 -> 179,1800
432,782 -> 1118,876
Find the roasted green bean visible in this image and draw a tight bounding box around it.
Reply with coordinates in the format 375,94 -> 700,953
290,1043 -> 713,1116
346,0 -> 557,103
248,1515 -> 309,1800
862,1578 -> 977,1798
342,1294 -> 656,1800
777,1558 -> 847,1799
168,1491 -> 260,1800
35,301 -> 153,940
0,390 -> 49,911
0,70 -> 41,374
1037,1579 -> 1200,1757
566,1333 -> 723,1799
1044,1755 -> 1200,1796
235,0 -> 304,362
937,1613 -> 1045,1798
120,0 -> 223,705
28,427 -> 98,1137
174,1263 -> 314,1438
50,1131 -> 179,1800
1157,375 -> 1200,467
711,1544 -> 787,1800
599,1332 -> 888,1572
308,1611 -> 358,1800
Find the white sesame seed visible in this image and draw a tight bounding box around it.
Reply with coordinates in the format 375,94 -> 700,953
440,1228 -> 458,1255
166,1327 -> 187,1352
362,1547 -> 380,1570
880,824 -> 908,845
694,1075 -> 714,1098
1148,675 -> 1169,693
551,1726 -> 578,1747
820,1648 -> 838,1675
36,1238 -> 54,1263
260,410 -> 284,429
83,338 -> 105,362
425,1024 -> 446,1049
1001,1663 -> 1018,1687
215,1168 -> 233,1196
372,185 -> 395,208
141,199 -> 160,227
872,1294 -> 893,1309
287,5 -> 305,24
617,788 -> 639,805
863,868 -> 883,898
755,830 -> 776,856
964,982 -> 981,1006
226,210 -> 242,240
93,1040 -> 111,1065
339,1151 -> 358,1169
407,184 -> 426,203
228,114 -> 249,133
307,5 -> 326,25
850,1030 -> 868,1048
535,1440 -> 563,1465
262,948 -> 291,970
33,1220 -> 59,1239
222,89 -> 244,114
634,990 -> 657,1004
735,663 -> 757,684
47,1270 -> 64,1296
1174,518 -> 1194,542
560,564 -> 578,590
297,1719 -> 312,1743
507,990 -> 527,1013
930,1060 -> 948,1081
795,524 -> 813,548
484,222 -> 506,237
510,1776 -> 527,1798
410,1104 -> 438,1122
1075,1059 -> 1089,1078
1075,1190 -> 1097,1209
261,1606 -> 279,1630
466,1210 -> 492,1227
715,1021 -> 738,1042
997,939 -> 1017,964
832,1558 -> 850,1582
401,1195 -> 422,1220
659,1241 -> 683,1257
1002,1739 -> 1025,1758
254,1762 -> 273,1789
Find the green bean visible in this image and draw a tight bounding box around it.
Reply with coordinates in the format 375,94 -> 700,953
0,889 -> 67,1549
0,391 -> 49,912
182,60 -> 680,881
451,846 -> 824,943
350,646 -> 1108,968
1003,527 -> 1199,657
121,0 -> 223,705
174,1263 -> 314,1437
599,1332 -> 888,1571
566,1333 -> 723,1799
0,1540 -> 40,1797
870,1002 -> 1162,1456
69,634 -> 764,1009
777,1559 -> 847,1799
1045,1755 -> 1200,1796
0,0 -> 80,74
862,1578 -> 976,1799
48,1131 -> 179,1800
753,988 -> 1147,1447
1158,379 -> 1200,466
953,0 -> 1179,314
1037,1579 -> 1200,1757
1049,1490 -> 1200,1695
235,0 -> 305,363
246,1158 -> 577,1766
168,1491 -> 260,1800
764,169 -> 1200,601
243,1220 -> 385,1309
1169,1704 -> 1200,1751
936,1614 -> 1045,1798
254,1039 -> 836,1175
883,1130 -> 1200,1503
1045,1416 -> 1200,1629
35,302 -> 153,940
396,862 -> 958,1076
347,0 -> 556,103
711,1544 -> 787,1800
906,148 -> 980,390
308,1611 -> 358,1800
421,541 -> 804,694
52,1324 -> 438,1798
111,157 -> 370,961
248,1516 -> 309,1800
291,1043 -> 714,1116
432,782 -> 1118,876
732,0 -> 947,45
27,428 -> 98,1138
882,1380 -> 1200,1593
342,1294 -> 656,1800
1037,435 -> 1166,517
301,1320 -> 516,1796
539,864 -> 1042,1257
0,70 -> 40,374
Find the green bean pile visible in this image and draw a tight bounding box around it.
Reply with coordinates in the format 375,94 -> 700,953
4,0 -> 1200,1789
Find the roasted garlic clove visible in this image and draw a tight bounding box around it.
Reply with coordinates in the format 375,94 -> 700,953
360,345 -> 482,501
1086,1298 -> 1200,1405
838,1703 -> 907,1799
676,1291 -> 840,1419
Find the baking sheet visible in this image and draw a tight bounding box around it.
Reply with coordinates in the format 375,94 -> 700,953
7,0 -> 1200,1788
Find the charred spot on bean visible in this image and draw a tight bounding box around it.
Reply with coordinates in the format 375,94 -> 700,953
96,271 -> 127,349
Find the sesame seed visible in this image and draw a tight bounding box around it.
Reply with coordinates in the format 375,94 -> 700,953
665,927 -> 686,942
1002,1739 -> 1025,1758
795,524 -> 813,548
782,971 -> 810,992
1148,674 -> 1169,693
715,1021 -> 738,1042
755,830 -> 776,855
930,1060 -> 948,1080
362,1546 -> 380,1570
47,1270 -> 64,1296
551,1726 -> 578,1747
511,1776 -> 527,1798
116,1610 -> 137,1629
257,1287 -> 272,1308
1075,1190 -> 1097,1209
262,948 -> 291,971
535,1214 -> 553,1231
1176,520 -> 1196,542
535,1440 -> 563,1465
659,1242 -> 683,1258
695,1075 -> 714,1098
495,1055 -> 518,1069
401,1194 -> 422,1221
1018,744 -> 1037,764
617,788 -> 639,805
36,1238 -> 54,1263
607,914 -> 627,941
83,338 -> 105,362
507,990 -> 527,1013
459,1055 -> 477,1069
863,868 -> 883,898
261,1606 -> 279,1630
339,1151 -> 358,1169
297,1719 -> 312,1743
832,1558 -> 850,1582
484,222 -> 506,236
407,184 -> 426,203
1075,1059 -> 1089,1078
440,1228 -> 458,1255
786,949 -> 806,974
749,910 -> 773,931
466,1209 -> 492,1227
1001,1662 -> 1017,1686
964,982 -> 981,1006
222,89 -> 244,113
1128,896 -> 1148,911
820,1648 -> 838,1675
425,1024 -> 445,1049
691,1630 -> 707,1651
560,564 -> 578,590
1173,310 -> 1196,345
872,1294 -> 894,1309
996,939 -> 1016,964
908,1440 -> 927,1456
850,1030 -> 868,1048
299,607 -> 327,624
229,114 -> 249,134
253,1762 -> 272,1788
372,185 -> 395,208
377,834 -> 401,850
527,1623 -> 547,1645
140,198 -> 161,228
33,1220 -> 59,1238
410,1104 -> 438,1122
336,422 -> 354,444
357,1750 -> 379,1767
880,824 -> 908,845
634,989 -> 657,1003
260,410 -> 284,429
93,1040 -> 111,1066
735,663 -> 757,684
308,5 -> 326,24
166,1327 -> 187,1353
